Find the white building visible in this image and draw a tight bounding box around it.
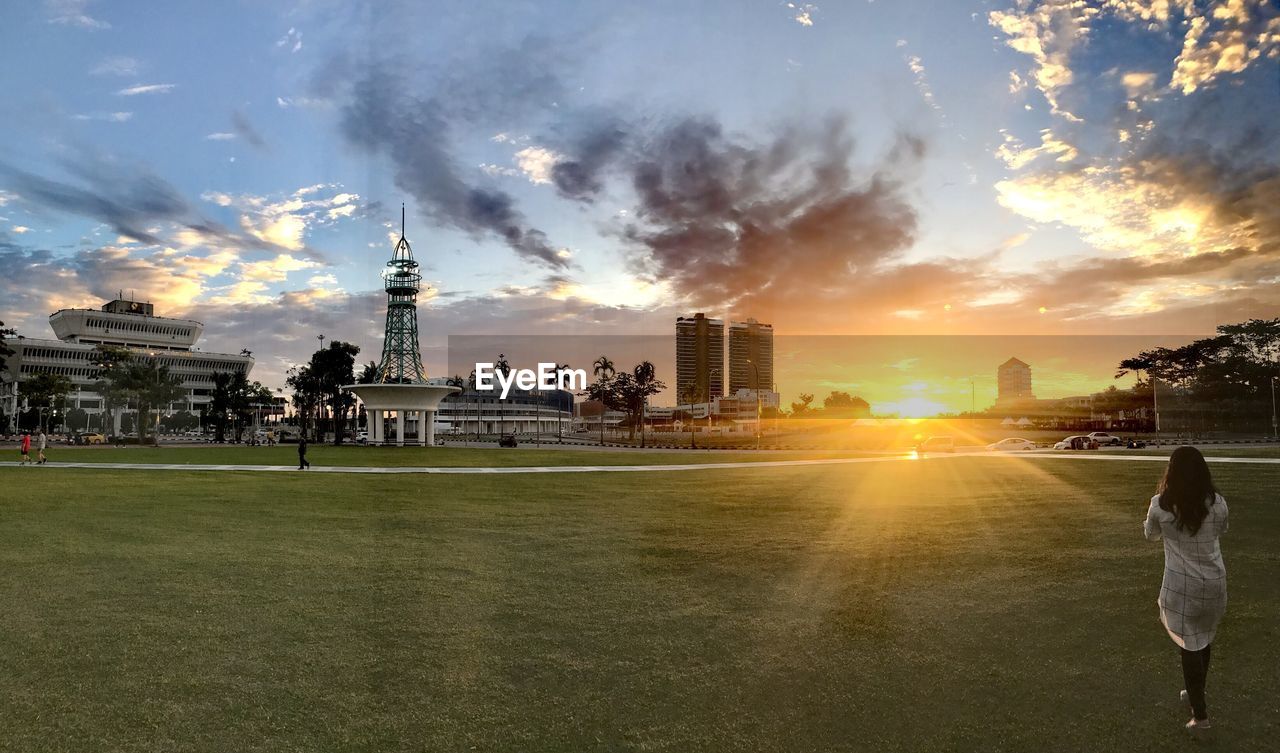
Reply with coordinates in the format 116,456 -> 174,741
1,299 -> 253,433
434,387 -> 575,436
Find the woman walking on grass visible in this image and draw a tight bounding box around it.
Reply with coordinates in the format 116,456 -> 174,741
1144,446 -> 1228,733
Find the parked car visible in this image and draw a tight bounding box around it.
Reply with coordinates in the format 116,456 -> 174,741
986,437 -> 1037,451
498,434 -> 518,448
81,432 -> 107,445
1054,435 -> 1099,450
355,431 -> 368,445
1086,431 -> 1124,446
916,436 -> 955,453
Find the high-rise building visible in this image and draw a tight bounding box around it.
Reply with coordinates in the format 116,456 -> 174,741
997,357 -> 1034,403
728,318 -> 774,393
675,313 -> 724,403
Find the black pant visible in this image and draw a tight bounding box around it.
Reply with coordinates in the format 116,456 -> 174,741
298,452 -> 310,469
1181,644 -> 1212,720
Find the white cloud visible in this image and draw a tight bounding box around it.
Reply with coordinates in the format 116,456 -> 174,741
276,27 -> 303,53
12,225 -> 32,234
204,185 -> 361,251
72,111 -> 132,122
787,2 -> 818,27
90,56 -> 139,76
479,163 -> 519,178
239,253 -> 320,282
1121,70 -> 1158,97
46,0 -> 109,29
117,83 -> 176,96
275,96 -> 328,109
905,54 -> 940,110
242,213 -> 308,250
207,280 -> 272,306
513,146 -> 562,185
1169,3 -> 1280,94
989,2 -> 1098,120
205,132 -> 236,141
995,129 -> 1078,170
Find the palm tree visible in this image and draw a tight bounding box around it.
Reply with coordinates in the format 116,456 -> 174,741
495,354 -> 511,439
467,369 -> 478,440
592,355 -> 614,445
357,360 -> 379,384
680,383 -> 703,449
555,362 -> 571,442
130,362 -> 185,446
446,374 -> 466,443
634,361 -> 656,448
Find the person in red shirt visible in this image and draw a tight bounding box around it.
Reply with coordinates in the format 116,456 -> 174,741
19,432 -> 32,465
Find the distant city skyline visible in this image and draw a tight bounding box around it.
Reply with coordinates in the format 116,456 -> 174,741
2,1 -> 1277,398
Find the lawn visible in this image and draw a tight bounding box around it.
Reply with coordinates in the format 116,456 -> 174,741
19,444 -> 890,468
1,456 -> 1277,752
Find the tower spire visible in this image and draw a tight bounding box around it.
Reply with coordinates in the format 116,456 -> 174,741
375,202 -> 427,384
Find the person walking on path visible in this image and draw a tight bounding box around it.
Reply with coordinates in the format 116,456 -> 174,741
19,432 -> 32,465
1144,446 -> 1228,733
37,430 -> 48,464
297,435 -> 311,470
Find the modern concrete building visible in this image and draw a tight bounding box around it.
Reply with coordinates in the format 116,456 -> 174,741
997,357 -> 1035,404
0,298 -> 253,433
675,313 -> 724,404
728,318 -> 774,393
435,387 -> 574,436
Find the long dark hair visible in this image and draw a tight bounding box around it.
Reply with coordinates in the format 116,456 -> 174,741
1157,446 -> 1218,535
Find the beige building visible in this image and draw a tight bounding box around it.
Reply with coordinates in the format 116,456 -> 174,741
997,357 -> 1035,404
676,313 -> 725,403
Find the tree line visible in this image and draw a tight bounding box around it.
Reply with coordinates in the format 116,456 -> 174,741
1117,318 -> 1279,434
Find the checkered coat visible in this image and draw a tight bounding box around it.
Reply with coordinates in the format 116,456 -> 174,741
1144,494 -> 1228,651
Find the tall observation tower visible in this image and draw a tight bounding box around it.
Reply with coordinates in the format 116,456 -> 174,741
376,205 -> 428,383
345,205 -> 459,446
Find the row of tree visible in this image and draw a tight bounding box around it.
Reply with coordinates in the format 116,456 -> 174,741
581,356 -> 665,447
1117,318 -> 1279,434
286,341 -> 361,445
788,390 -> 872,418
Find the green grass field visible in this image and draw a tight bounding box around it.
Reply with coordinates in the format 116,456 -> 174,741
1,454 -> 1277,751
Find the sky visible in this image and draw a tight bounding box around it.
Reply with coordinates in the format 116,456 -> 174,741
1,0 -> 1278,412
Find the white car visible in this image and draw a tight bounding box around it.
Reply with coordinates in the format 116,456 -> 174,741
1054,435 -> 1099,450
355,431 -> 368,444
986,438 -> 1037,451
916,436 -> 955,453
1086,431 -> 1124,446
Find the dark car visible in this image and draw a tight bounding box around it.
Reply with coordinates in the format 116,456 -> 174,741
498,434 -> 518,448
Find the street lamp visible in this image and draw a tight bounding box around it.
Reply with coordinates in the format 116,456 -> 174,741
747,359 -> 761,451
1153,375 -> 1161,437
1271,375 -> 1277,440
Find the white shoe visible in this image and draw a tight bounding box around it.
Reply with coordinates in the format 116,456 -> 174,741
1186,717 -> 1212,732
1180,689 -> 1189,705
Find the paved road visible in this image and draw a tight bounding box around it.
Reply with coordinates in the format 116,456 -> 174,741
12,451 -> 1279,475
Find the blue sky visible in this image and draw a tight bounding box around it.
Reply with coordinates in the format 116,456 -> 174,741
2,0 -> 1278,399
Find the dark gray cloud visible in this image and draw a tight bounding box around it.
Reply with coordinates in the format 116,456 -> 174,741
231,109 -> 267,150
559,115 -> 922,315
335,60 -> 570,270
549,118 -> 629,202
0,155 -> 329,262
0,160 -> 186,245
